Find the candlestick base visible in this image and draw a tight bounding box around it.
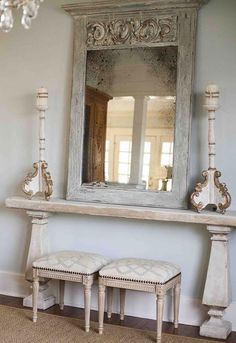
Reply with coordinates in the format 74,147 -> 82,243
190,169 -> 231,214
22,161 -> 53,200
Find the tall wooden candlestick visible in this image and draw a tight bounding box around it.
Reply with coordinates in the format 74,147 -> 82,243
190,85 -> 231,214
22,87 -> 53,200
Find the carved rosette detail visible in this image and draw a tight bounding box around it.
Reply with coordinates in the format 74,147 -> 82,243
87,16 -> 177,47
190,169 -> 231,214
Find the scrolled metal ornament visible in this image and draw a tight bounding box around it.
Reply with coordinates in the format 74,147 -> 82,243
214,171 -> 231,213
22,162 -> 39,198
190,170 -> 209,213
41,162 -> 53,200
22,161 -> 53,200
191,169 -> 231,214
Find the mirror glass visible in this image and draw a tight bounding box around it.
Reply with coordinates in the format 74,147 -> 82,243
83,46 -> 177,191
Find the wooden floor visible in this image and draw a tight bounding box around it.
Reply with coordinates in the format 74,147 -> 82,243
0,295 -> 235,342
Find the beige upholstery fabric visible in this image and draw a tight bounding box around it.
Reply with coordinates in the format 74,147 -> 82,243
33,251 -> 110,275
99,258 -> 180,284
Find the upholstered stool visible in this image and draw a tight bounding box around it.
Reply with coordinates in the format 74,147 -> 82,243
32,251 -> 110,332
98,258 -> 181,343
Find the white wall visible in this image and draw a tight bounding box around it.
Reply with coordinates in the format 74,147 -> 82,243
0,0 -> 236,328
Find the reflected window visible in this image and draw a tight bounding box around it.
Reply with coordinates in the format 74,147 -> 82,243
118,141 -> 132,184
161,142 -> 174,167
105,140 -> 109,181
142,142 -> 151,189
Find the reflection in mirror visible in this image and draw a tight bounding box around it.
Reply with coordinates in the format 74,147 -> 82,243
83,47 -> 177,191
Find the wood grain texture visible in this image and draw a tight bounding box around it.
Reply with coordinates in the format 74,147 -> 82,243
5,196 -> 236,227
62,0 -> 209,17
67,17 -> 87,199
83,87 -> 112,183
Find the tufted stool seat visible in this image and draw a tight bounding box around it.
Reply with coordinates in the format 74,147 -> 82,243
98,258 -> 181,343
32,251 -> 110,332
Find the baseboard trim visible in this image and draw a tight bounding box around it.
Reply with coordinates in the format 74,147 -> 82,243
0,271 -> 29,298
0,270 -> 235,330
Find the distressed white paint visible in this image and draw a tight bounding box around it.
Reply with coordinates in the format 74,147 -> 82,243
203,226 -> 231,307
205,84 -> 219,169
23,211 -> 56,309
200,226 -> 232,339
22,88 -> 53,200
37,87 -> 48,163
5,196 -> 236,227
0,0 -> 236,337
191,86 -> 231,213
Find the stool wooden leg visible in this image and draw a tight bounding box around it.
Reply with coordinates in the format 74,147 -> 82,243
59,280 -> 65,310
98,281 -> 106,335
32,270 -> 39,323
174,283 -> 181,329
156,294 -> 165,343
84,283 -> 92,333
107,287 -> 113,319
120,289 -> 126,321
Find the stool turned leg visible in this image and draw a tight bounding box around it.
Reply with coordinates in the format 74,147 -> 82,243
59,280 -> 65,310
84,283 -> 92,333
107,287 -> 113,319
98,281 -> 106,335
156,294 -> 165,343
174,283 -> 181,329
120,289 -> 126,321
32,271 -> 39,323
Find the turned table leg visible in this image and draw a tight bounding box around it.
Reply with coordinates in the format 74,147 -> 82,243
156,293 -> 165,343
59,280 -> 65,310
200,226 -> 232,339
99,282 -> 106,335
23,210 -> 56,310
83,276 -> 93,333
107,287 -> 113,319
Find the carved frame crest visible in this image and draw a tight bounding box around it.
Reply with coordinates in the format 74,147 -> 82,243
87,16 -> 177,47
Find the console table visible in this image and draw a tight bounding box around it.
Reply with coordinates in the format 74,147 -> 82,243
5,196 -> 236,339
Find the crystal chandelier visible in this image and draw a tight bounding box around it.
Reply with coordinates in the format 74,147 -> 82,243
0,0 -> 43,32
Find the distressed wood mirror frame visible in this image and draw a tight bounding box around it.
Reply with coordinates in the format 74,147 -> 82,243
63,0 -> 209,209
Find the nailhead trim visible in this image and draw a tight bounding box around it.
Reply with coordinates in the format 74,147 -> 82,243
33,266 -> 95,276
100,272 -> 181,285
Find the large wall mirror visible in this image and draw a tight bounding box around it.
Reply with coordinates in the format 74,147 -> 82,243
63,0 -> 208,209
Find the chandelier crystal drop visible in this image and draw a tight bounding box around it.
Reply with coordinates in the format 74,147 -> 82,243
0,0 -> 43,32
